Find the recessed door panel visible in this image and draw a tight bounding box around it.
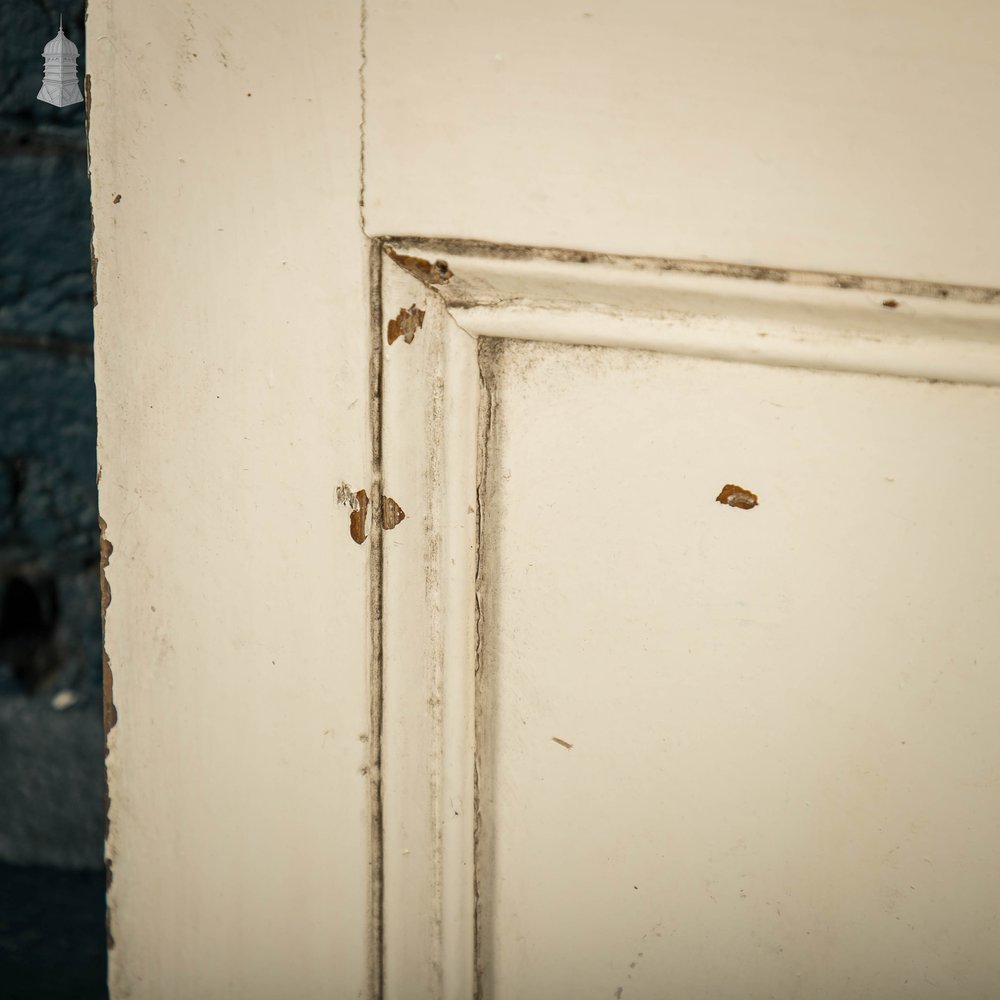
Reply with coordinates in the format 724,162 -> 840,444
475,336 -> 1000,999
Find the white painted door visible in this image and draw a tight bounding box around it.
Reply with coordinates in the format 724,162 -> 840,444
91,4 -> 1000,997
379,243 -> 1000,1000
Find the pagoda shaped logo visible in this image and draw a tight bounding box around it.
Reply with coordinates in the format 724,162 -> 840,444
37,17 -> 84,108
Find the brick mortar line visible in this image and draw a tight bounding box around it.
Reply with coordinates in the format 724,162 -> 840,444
0,331 -> 93,357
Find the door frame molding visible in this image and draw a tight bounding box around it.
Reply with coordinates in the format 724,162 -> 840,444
370,236 -> 1000,1000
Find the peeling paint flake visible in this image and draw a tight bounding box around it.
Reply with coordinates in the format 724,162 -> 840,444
350,489 -> 370,545
385,245 -> 453,284
337,482 -> 360,511
338,483 -> 370,543
98,515 -> 116,733
382,496 -> 406,530
716,484 -> 759,510
387,304 -> 425,346
105,859 -> 115,949
99,510 -> 116,944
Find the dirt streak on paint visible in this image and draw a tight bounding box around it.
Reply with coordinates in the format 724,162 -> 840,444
382,235 -> 1000,305
385,246 -> 453,285
552,737 -> 573,750
366,239 -> 385,1000
387,304 -> 424,346
473,340 -> 502,1000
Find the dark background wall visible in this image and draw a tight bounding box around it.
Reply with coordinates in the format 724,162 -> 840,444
1,0 -> 107,995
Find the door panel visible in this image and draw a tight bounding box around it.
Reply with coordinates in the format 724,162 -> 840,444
475,336 -> 1000,998
379,242 -> 1000,1000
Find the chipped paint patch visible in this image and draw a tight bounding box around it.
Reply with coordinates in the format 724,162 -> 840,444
99,516 -> 116,733
382,496 -> 406,530
99,513 -> 116,952
385,245 -> 453,284
337,482 -> 361,511
105,859 -> 115,949
351,489 -> 370,545
387,304 -> 425,346
90,247 -> 98,308
85,75 -> 98,309
716,484 -> 759,509
337,483 -> 370,542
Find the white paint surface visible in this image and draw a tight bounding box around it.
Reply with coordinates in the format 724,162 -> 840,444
88,1 -> 1000,995
365,1 -> 1000,287
380,257 -> 480,1000
376,246 -> 1000,996
89,2 -> 373,997
477,337 -> 1000,998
